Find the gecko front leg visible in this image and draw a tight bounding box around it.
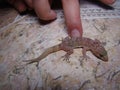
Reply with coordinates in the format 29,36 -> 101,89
81,47 -> 90,60
61,45 -> 74,62
63,48 -> 73,62
60,36 -> 74,62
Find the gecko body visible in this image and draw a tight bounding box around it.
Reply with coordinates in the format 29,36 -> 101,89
23,37 -> 108,65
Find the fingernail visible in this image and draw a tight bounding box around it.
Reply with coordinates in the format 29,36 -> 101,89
71,29 -> 81,37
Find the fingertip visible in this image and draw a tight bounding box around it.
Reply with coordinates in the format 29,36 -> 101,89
17,5 -> 27,13
24,0 -> 33,9
14,1 -> 27,13
50,10 -> 57,20
40,10 -> 57,21
33,0 -> 57,21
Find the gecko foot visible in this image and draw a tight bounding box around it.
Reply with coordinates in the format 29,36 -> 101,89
62,54 -> 71,63
80,55 -> 90,60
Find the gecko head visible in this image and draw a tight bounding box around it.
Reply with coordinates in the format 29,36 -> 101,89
93,47 -> 108,62
91,40 -> 108,62
97,50 -> 108,62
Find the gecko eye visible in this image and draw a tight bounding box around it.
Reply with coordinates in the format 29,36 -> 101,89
99,54 -> 104,57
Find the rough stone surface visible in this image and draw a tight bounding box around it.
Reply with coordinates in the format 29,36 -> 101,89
0,1 -> 120,90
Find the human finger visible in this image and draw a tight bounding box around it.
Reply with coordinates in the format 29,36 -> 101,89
24,0 -> 33,9
7,0 -> 27,12
62,0 -> 83,37
33,0 -> 57,20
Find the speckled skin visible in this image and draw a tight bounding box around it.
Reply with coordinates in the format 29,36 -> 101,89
23,37 -> 108,65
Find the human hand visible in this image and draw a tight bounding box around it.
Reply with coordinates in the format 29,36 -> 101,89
7,0 -> 57,21
7,0 -> 116,37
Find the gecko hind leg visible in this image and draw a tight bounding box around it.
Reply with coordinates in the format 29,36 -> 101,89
62,53 -> 71,63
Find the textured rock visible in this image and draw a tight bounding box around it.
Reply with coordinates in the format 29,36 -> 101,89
0,1 -> 120,90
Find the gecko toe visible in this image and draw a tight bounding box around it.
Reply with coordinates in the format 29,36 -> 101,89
61,54 -> 70,63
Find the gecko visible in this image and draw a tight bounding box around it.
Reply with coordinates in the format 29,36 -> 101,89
23,37 -> 108,65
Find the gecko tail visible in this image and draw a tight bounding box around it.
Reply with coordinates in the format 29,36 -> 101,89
22,44 -> 61,65
22,58 -> 38,64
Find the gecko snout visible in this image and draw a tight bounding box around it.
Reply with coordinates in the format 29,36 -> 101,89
101,55 -> 108,62
93,50 -> 108,62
